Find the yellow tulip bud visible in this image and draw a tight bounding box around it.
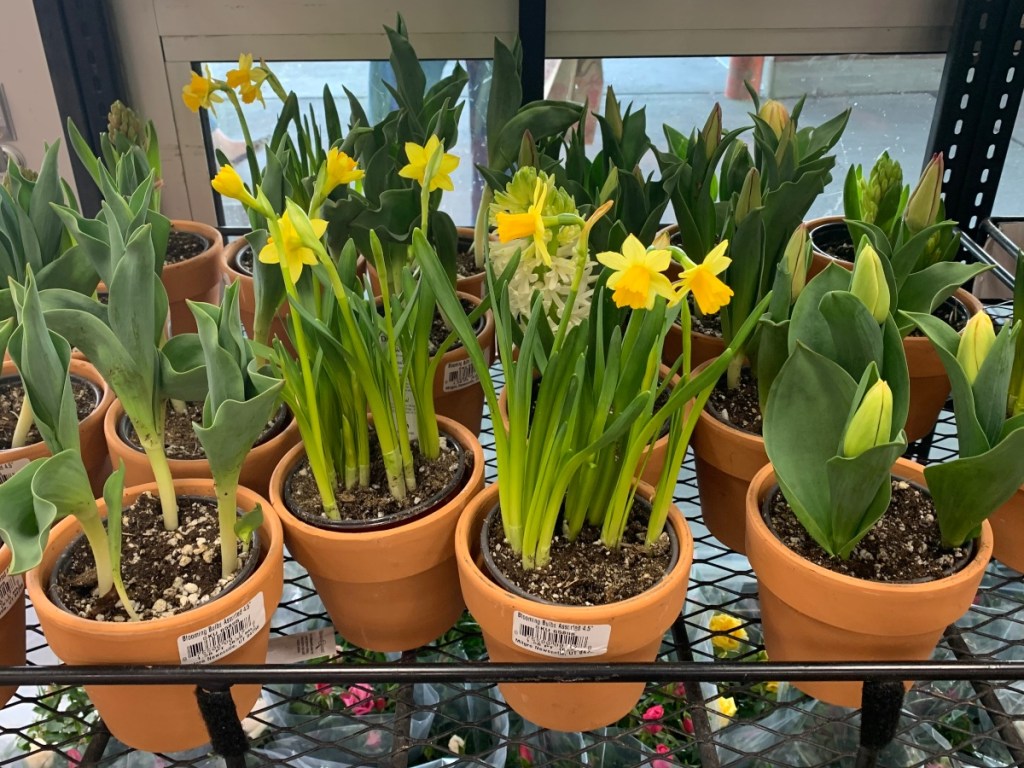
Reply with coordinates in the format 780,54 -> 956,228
904,153 -> 943,233
843,380 -> 894,458
758,100 -> 790,139
211,165 -> 256,207
849,244 -> 890,323
957,311 -> 996,384
703,103 -> 722,154
783,225 -> 810,299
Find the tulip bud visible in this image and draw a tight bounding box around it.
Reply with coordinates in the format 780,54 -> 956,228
702,104 -> 722,154
604,86 -> 623,142
734,168 -> 762,222
843,380 -> 894,458
758,100 -> 789,138
783,225 -> 810,299
651,229 -> 672,249
904,153 -> 944,233
957,312 -> 996,385
849,244 -> 890,323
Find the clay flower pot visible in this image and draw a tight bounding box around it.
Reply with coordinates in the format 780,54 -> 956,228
0,546 -> 25,708
805,214 -> 848,278
433,292 -> 496,435
25,479 -> 284,752
103,399 -> 300,498
163,220 -> 224,336
689,363 -> 767,554
0,359 -> 113,496
456,482 -> 693,732
220,237 -> 291,349
988,485 -> 1024,572
746,459 -> 993,707
270,415 -> 484,652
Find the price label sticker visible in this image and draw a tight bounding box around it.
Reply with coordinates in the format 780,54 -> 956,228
0,458 -> 29,484
177,592 -> 265,664
442,358 -> 479,393
265,627 -> 337,664
0,572 -> 22,620
512,610 -> 611,658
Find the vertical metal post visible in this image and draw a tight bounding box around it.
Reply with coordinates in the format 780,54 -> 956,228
518,0 -> 547,104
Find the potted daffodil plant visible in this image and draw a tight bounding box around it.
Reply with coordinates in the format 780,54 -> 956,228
416,166 -> 769,733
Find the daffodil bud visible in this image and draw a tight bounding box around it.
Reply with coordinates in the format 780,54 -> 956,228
904,153 -> 943,233
604,86 -> 623,142
702,104 -> 722,155
849,244 -> 890,323
758,100 -> 789,138
843,380 -> 894,457
734,168 -> 762,222
783,225 -> 810,299
957,311 -> 996,384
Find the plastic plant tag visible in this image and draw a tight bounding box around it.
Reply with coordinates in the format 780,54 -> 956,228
265,627 -> 336,663
512,610 -> 611,658
0,458 -> 30,484
442,358 -> 479,392
177,592 -> 265,664
0,572 -> 21,619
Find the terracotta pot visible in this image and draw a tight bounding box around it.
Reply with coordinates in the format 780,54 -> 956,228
25,479 -> 284,752
0,360 -> 113,496
746,459 -> 993,707
164,220 -> 224,336
103,399 -> 300,498
904,288 -> 983,443
433,292 -> 496,435
270,416 -> 484,652
0,546 -> 25,708
456,482 -> 693,732
805,215 -> 848,278
690,362 -> 767,554
220,237 -> 291,349
988,485 -> 1024,572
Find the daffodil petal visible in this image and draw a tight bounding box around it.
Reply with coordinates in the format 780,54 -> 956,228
258,242 -> 280,264
596,250 -> 630,271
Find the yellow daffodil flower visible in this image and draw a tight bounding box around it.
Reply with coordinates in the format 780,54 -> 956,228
210,164 -> 257,207
324,148 -> 364,193
716,696 -> 738,719
597,235 -> 676,310
496,178 -> 551,264
398,135 -> 459,192
181,69 -> 223,113
709,612 -> 749,653
764,681 -> 779,696
259,211 -> 327,280
226,54 -> 267,106
674,241 -> 734,315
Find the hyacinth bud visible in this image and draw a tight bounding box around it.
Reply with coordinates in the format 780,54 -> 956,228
108,100 -> 144,148
604,86 -> 623,142
783,225 -> 810,299
843,380 -> 894,458
849,244 -> 890,323
702,104 -> 722,154
734,167 -> 762,222
957,312 -> 996,385
758,100 -> 789,138
870,151 -> 903,201
904,153 -> 944,233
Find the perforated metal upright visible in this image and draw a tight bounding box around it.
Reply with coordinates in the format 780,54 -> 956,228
928,0 -> 1024,238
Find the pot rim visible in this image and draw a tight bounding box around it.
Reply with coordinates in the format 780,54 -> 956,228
221,236 -> 251,279
477,493 -> 681,606
691,359 -> 765,449
25,478 -> 282,638
456,481 -> 694,619
164,219 -> 223,271
746,459 -> 994,598
104,397 -> 298,468
270,415 -> 485,543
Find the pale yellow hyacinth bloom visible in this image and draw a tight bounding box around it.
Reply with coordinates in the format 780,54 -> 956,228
597,235 -> 676,310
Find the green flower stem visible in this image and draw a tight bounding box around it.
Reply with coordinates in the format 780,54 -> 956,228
473,187 -> 493,270
137,430 -> 179,531
78,513 -> 114,597
213,469 -> 241,579
726,353 -> 744,390
10,397 -> 33,450
340,416 -> 358,489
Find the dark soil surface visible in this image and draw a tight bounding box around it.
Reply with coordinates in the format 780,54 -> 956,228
707,368 -> 762,436
120,401 -> 287,460
235,245 -> 255,277
486,498 -> 673,606
456,235 -> 482,279
814,235 -> 856,262
52,493 -> 252,621
0,376 -> 98,449
909,296 -> 971,336
165,229 -> 209,265
766,479 -> 973,583
285,433 -> 469,525
691,309 -> 724,338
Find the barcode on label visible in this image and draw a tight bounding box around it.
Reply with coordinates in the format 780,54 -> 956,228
443,358 -> 479,393
0,572 -> 22,620
0,459 -> 29,485
512,611 -> 610,658
177,593 -> 265,665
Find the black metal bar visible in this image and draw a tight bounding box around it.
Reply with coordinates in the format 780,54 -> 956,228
4,660 -> 1024,687
517,0 -> 546,103
962,226 -> 1018,289
77,720 -> 110,768
853,679 -> 905,768
671,616 -> 721,768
